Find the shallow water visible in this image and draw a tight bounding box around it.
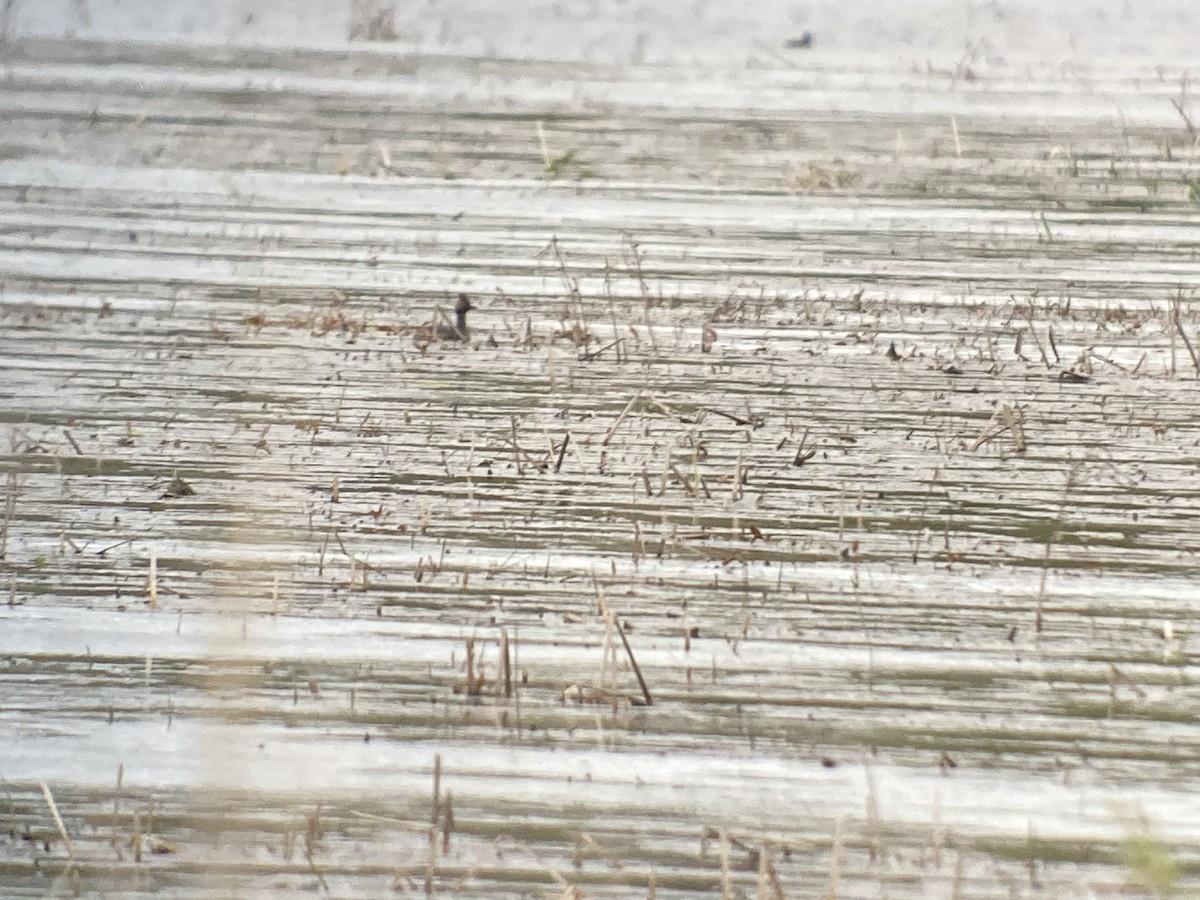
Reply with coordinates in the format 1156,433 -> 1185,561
2,11 -> 1200,899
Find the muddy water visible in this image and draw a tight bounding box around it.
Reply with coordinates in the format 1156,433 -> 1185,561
2,33 -> 1200,899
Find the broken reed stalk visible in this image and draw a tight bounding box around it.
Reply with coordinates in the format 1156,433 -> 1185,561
431,755 -> 441,825
111,763 -> 123,848
603,393 -> 640,446
969,404 -> 1026,454
512,626 -> 522,734
793,426 -> 815,467
1,471 -> 19,562
669,463 -> 698,497
535,120 -> 552,169
1035,466 -> 1079,633
1034,544 -> 1053,634
577,833 -> 622,870
909,467 -> 941,563
580,337 -> 622,362
614,607 -> 653,706
492,836 -> 571,892
951,850 -> 966,900
1025,823 -> 1037,888
548,235 -> 582,300
1003,405 -> 1028,454
756,842 -> 770,900
767,848 -> 786,900
554,432 -> 570,473
1022,305 -> 1052,367
1036,210 -> 1053,243
826,816 -> 844,900
597,595 -> 618,693
441,791 -> 454,855
426,754 -> 441,896
304,838 -> 330,892
1171,291 -> 1200,376
40,781 -> 76,860
624,233 -> 651,303
864,761 -> 881,862
510,417 -> 525,475
464,637 -> 477,695
705,407 -> 762,428
1108,663 -> 1148,716
595,587 -> 653,705
719,828 -> 733,900
1170,96 -> 1197,141
755,840 -> 786,900
499,628 -> 513,698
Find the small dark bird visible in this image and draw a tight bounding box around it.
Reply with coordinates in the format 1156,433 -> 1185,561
438,293 -> 473,341
416,293 -> 473,344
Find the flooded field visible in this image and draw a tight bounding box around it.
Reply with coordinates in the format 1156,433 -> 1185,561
2,14 -> 1200,899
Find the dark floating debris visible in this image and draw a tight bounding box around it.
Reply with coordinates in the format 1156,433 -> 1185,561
1058,370 -> 1092,384
785,32 -> 814,49
161,473 -> 195,499
793,448 -> 817,466
886,341 -> 902,361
